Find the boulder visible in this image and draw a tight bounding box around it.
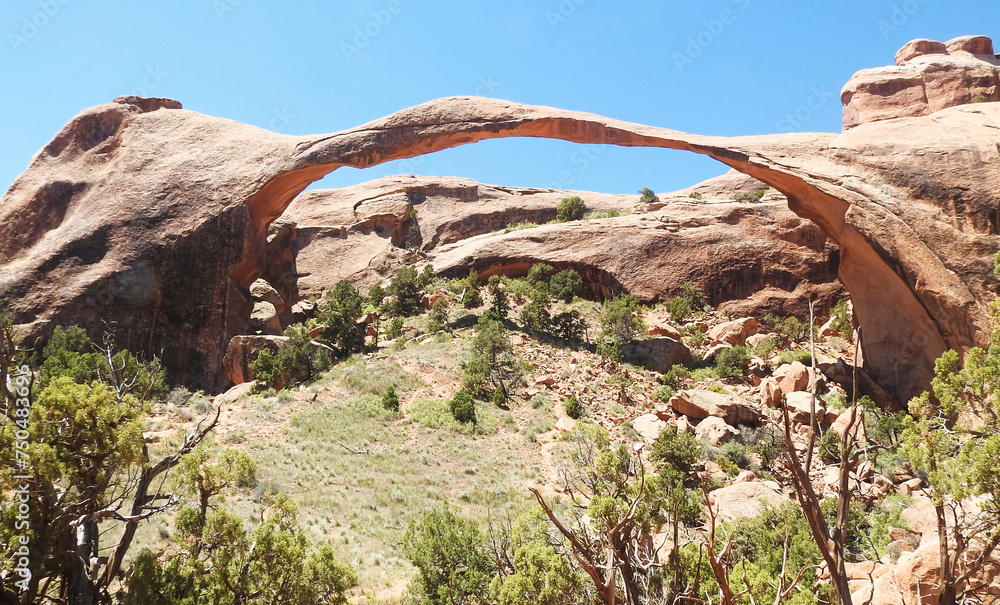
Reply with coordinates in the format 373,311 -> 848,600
622,338 -> 691,373
214,380 -> 256,405
647,320 -> 683,341
709,482 -> 786,522
632,414 -> 667,442
774,362 -> 810,394
706,317 -> 758,346
249,278 -> 286,314
695,416 -> 740,445
758,377 -> 782,407
895,39 -> 948,65
844,35 -> 1000,129
250,301 -> 282,336
669,390 -> 759,425
783,391 -> 825,424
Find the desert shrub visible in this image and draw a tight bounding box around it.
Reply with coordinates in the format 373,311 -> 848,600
638,187 -> 659,204
715,345 -> 752,379
766,313 -> 810,343
385,316 -> 404,340
403,506 -> 493,604
778,348 -> 812,366
549,310 -> 586,342
381,385 -> 399,412
519,288 -> 551,332
450,389 -> 477,425
39,325 -> 168,399
664,282 -> 706,323
720,440 -> 753,469
418,264 -> 436,288
316,280 -> 366,356
828,299 -> 852,339
752,335 -> 780,359
275,324 -> 332,388
564,395 -> 583,419
556,195 -> 587,222
462,318 -> 525,404
527,263 -> 554,286
483,275 -> 509,322
599,293 -> 645,346
386,266 -> 423,316
428,298 -> 449,332
338,358 -> 423,395
818,428 -> 841,463
972,94 -> 989,103
654,385 -> 675,403
367,283 -> 386,309
734,188 -> 768,202
549,269 -> 583,303
689,191 -> 703,199
680,324 -> 706,348
662,364 -> 691,389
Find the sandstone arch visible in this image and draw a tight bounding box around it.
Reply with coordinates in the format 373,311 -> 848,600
1,94 -> 997,399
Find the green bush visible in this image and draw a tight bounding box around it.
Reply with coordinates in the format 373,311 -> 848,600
403,506 -> 493,604
752,335 -> 780,359
662,364 -> 691,389
549,310 -> 586,342
386,266 -> 423,316
556,196 -> 587,222
526,263 -> 554,286
972,94 -> 989,103
688,191 -> 703,199
316,280 -> 366,356
715,345 -> 752,379
564,395 -> 583,419
253,324 -> 331,391
385,316 -> 404,340
549,269 -> 582,303
519,288 -> 551,332
462,318 -> 525,404
778,348 -> 812,366
766,313 -> 810,343
599,293 -> 646,346
450,389 -> 476,424
428,297 -> 449,332
828,300 -> 852,340
654,385 -> 675,403
664,282 -> 706,323
638,187 -> 659,204
381,385 -> 399,412
735,188 -> 768,202
367,283 -> 386,309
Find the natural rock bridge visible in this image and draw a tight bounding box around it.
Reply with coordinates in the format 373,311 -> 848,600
1,93 -> 998,400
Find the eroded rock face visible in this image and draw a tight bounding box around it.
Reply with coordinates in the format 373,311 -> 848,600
843,35 -> 1000,129
2,41 -> 998,396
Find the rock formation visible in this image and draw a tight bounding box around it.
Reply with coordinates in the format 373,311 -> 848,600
269,172 -> 841,314
2,37 -> 998,398
843,34 -> 1000,128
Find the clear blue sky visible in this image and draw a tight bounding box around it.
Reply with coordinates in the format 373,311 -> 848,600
2,0 -> 997,195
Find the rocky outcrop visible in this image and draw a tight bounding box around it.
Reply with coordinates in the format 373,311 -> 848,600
2,39 -> 998,396
843,35 -> 1000,128
426,174 -> 842,310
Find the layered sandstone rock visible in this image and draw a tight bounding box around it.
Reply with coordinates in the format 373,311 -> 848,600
843,35 -> 1000,129
2,40 -> 998,397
